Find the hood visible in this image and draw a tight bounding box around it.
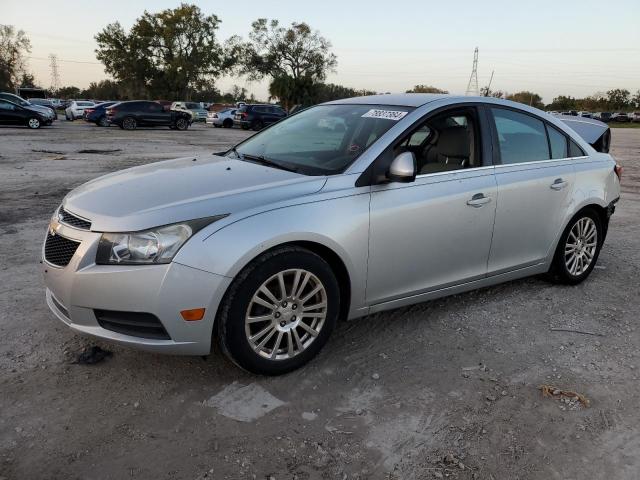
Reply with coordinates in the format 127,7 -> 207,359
63,155 -> 326,232
25,104 -> 54,117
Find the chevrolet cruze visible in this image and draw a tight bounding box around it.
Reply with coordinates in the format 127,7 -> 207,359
43,94 -> 621,375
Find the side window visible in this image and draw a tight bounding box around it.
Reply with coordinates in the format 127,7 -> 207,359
547,125 -> 568,159
491,108 -> 550,164
0,102 -> 14,110
395,108 -> 479,175
569,140 -> 585,158
147,103 -> 161,113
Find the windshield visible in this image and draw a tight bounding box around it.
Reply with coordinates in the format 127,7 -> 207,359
231,104 -> 413,175
186,102 -> 200,109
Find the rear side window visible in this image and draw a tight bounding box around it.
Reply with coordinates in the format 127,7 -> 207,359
546,125 -> 568,159
491,108 -> 550,164
569,140 -> 585,157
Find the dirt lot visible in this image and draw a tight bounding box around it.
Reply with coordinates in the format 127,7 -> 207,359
1,119 -> 639,480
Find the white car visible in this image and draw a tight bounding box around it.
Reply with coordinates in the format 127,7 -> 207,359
206,108 -> 237,128
65,101 -> 95,121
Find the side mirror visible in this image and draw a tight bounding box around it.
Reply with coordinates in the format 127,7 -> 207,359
387,151 -> 417,183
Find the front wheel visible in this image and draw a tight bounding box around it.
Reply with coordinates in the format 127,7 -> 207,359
27,117 -> 41,129
251,120 -> 264,131
98,116 -> 109,127
547,209 -> 602,284
217,246 -> 340,375
122,116 -> 137,130
175,118 -> 189,130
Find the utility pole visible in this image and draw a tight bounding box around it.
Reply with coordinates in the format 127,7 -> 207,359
484,70 -> 494,96
465,47 -> 479,96
49,54 -> 60,96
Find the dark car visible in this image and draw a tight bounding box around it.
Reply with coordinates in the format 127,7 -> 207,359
27,98 -> 57,117
0,99 -> 49,129
233,104 -> 287,131
84,102 -> 117,126
0,92 -> 56,123
593,112 -> 612,123
105,100 -> 192,130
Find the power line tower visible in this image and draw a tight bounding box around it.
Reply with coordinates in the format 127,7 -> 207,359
465,47 -> 479,96
49,54 -> 60,95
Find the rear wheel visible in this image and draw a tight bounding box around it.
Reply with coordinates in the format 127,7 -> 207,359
252,119 -> 264,131
547,209 -> 602,284
27,117 -> 41,129
223,118 -> 233,128
217,246 -> 339,375
122,117 -> 137,130
98,116 -> 109,127
175,118 -> 189,130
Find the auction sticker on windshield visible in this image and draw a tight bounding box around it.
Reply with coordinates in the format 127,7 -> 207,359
361,109 -> 409,121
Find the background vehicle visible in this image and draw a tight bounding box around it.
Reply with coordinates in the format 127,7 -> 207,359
593,112 -> 612,123
0,92 -> 56,124
611,112 -> 630,123
65,101 -> 95,120
0,99 -> 48,129
171,101 -> 208,122
578,111 -> 592,118
206,108 -> 236,128
233,104 -> 287,130
43,95 -> 620,375
630,112 -> 640,123
106,100 -> 192,130
84,102 -> 117,126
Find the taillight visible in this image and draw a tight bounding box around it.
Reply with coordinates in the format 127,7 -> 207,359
241,112 -> 248,119
106,109 -> 114,115
614,164 -> 623,181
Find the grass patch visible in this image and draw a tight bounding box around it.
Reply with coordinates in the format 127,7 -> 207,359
609,122 -> 640,128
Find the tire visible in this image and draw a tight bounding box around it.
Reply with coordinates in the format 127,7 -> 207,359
98,116 -> 109,127
175,118 -> 189,131
27,117 -> 41,129
223,118 -> 233,128
122,116 -> 137,130
66,113 -> 72,121
217,246 -> 340,375
252,119 -> 264,131
546,208 -> 603,285
213,123 -> 221,128
241,125 -> 249,130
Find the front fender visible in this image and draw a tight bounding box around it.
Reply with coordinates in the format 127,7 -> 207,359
174,192 -> 371,317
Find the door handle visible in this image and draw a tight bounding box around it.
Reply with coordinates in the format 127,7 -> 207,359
466,193 -> 492,207
550,178 -> 568,190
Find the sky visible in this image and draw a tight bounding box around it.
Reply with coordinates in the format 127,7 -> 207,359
4,0 -> 639,103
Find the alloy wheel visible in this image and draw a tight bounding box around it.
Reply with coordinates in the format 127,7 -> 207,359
28,118 -> 40,129
564,217 -> 598,276
244,269 -> 328,360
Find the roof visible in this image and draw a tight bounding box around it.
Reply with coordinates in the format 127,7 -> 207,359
324,93 -> 464,107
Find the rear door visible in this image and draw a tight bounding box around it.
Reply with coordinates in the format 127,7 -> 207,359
0,102 -> 25,124
487,107 -> 576,274
366,106 -> 497,304
145,102 -> 171,125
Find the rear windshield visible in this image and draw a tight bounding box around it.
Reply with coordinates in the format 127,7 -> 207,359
77,101 -> 94,106
185,102 -> 199,109
232,104 -> 414,175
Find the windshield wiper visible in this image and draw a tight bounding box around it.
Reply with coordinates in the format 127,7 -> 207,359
240,153 -> 299,173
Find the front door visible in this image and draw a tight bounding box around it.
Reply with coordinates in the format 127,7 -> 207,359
366,107 -> 497,305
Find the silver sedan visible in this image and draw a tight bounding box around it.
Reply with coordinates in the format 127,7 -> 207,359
43,94 -> 621,375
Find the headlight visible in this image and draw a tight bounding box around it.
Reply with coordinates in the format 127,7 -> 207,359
95,216 -> 227,265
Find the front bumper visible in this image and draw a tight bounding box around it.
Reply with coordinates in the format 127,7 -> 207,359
42,221 -> 231,355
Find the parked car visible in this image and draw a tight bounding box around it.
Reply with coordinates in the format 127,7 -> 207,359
234,104 -> 287,130
578,111 -> 592,118
630,112 -> 640,123
0,99 -> 49,128
42,94 -> 621,375
65,101 -> 95,120
84,102 -> 117,127
171,101 -> 208,122
593,112 -> 612,123
206,108 -> 237,128
610,112 -> 630,123
106,100 -> 192,130
26,98 -> 58,116
0,92 -> 56,124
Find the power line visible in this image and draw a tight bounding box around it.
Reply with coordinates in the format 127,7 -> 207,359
26,56 -> 102,65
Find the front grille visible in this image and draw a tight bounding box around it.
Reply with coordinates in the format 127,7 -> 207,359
94,310 -> 171,340
44,233 -> 80,267
59,207 -> 91,230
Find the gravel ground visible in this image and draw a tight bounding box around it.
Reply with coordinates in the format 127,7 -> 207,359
0,119 -> 639,480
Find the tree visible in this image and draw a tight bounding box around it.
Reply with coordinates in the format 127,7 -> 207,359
232,19 -> 337,109
95,4 -> 233,99
606,89 -> 630,111
633,90 -> 640,109
546,95 -> 578,111
82,80 -> 123,100
505,91 -> 544,109
19,72 -> 37,88
0,25 -> 32,92
55,85 -> 82,99
406,85 -> 448,94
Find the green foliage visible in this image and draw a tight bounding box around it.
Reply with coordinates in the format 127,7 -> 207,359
406,85 -> 448,94
55,86 -> 82,99
19,72 -> 37,88
95,4 -> 233,100
0,25 -> 32,92
505,91 -> 544,109
546,89 -> 636,112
